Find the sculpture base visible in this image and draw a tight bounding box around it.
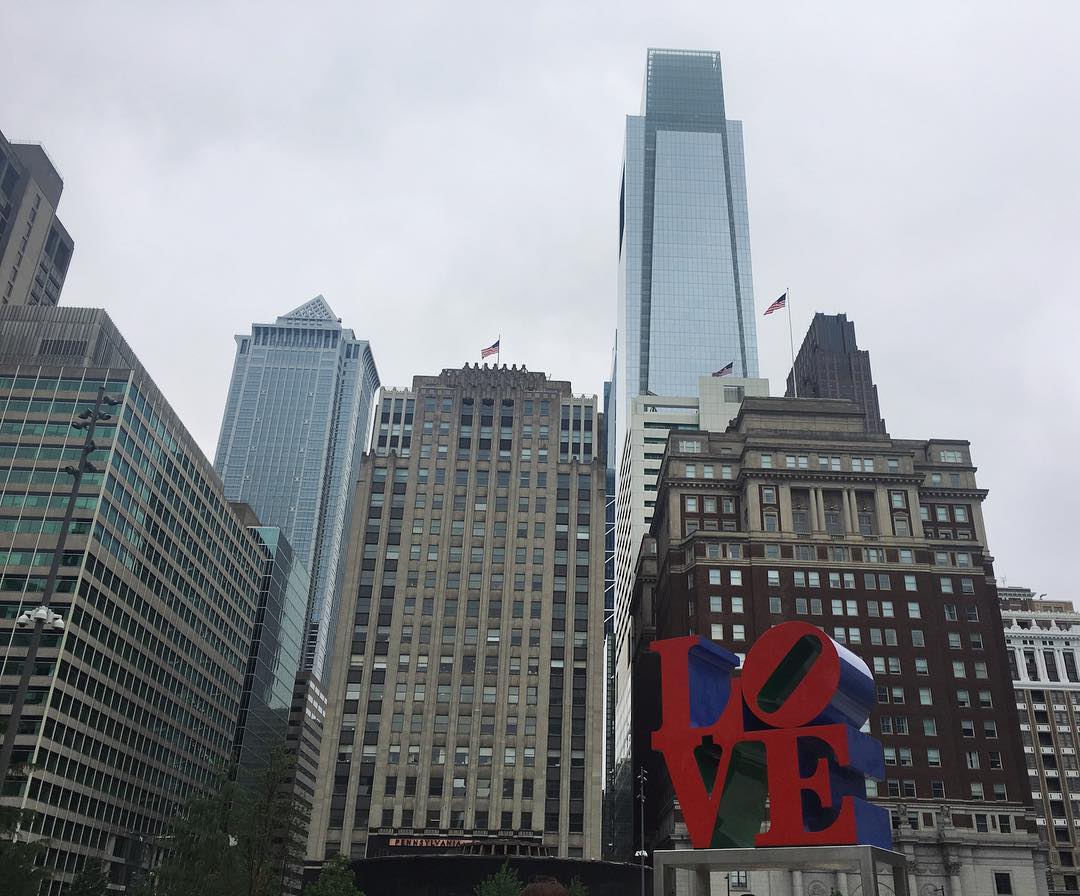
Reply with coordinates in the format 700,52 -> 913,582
652,844 -> 910,896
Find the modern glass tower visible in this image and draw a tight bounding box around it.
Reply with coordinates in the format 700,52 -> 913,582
231,516 -> 310,783
214,296 -> 380,682
615,48 -> 759,418
608,48 -> 761,858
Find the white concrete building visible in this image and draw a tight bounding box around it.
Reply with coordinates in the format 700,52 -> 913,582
1004,586 -> 1080,895
608,376 -> 769,852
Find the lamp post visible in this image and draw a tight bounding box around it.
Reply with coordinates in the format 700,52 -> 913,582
635,765 -> 649,896
0,386 -> 119,789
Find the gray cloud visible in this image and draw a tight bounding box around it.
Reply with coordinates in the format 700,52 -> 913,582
4,0 -> 1078,599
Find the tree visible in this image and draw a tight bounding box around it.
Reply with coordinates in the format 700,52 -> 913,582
304,854 -> 363,896
155,747 -> 309,896
566,877 -> 589,896
68,857 -> 110,896
475,861 -> 522,896
0,806 -> 48,896
235,748 -> 309,896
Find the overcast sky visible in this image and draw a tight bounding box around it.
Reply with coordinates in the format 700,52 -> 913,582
4,1 -> 1079,600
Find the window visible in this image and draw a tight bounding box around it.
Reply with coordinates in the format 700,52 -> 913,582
768,570 -> 780,587
730,597 -> 744,613
769,595 -> 782,614
923,718 -> 937,736
732,624 -> 745,641
907,602 -> 921,619
890,490 -> 906,509
685,464 -> 697,478
919,688 -> 933,705
710,624 -> 724,640
685,496 -> 698,512
761,486 -> 776,505
760,453 -> 773,468
730,570 -> 743,586
993,872 -> 1013,894
940,576 -> 954,594
710,595 -> 723,613
904,575 -> 917,592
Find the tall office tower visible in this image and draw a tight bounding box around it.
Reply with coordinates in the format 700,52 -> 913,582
0,307 -> 264,893
615,48 -> 759,423
309,365 -> 606,863
608,48 -> 760,859
214,296 -> 380,682
229,503 -> 310,782
0,129 -> 74,308
786,313 -> 886,434
608,375 -> 768,857
629,398 -> 1047,895
1002,588 -> 1080,895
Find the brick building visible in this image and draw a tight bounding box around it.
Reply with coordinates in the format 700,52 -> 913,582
630,396 -> 1047,895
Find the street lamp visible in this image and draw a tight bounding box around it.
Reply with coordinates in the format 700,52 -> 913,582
0,386 -> 119,789
637,766 -> 649,896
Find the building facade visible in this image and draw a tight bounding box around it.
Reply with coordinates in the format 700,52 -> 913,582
630,397 -> 1046,896
0,307 -> 264,892
785,312 -> 886,434
287,671 -> 326,848
1003,587 -> 1080,895
0,130 -> 74,308
614,47 -> 759,437
608,375 -> 768,857
309,365 -> 606,862
214,295 -> 380,682
232,515 -> 310,782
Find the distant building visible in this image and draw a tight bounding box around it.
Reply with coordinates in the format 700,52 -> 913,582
615,47 -> 760,419
287,671 -> 326,845
309,365 -> 606,862
1003,587 -> 1080,895
0,306 -> 263,893
0,129 -> 74,307
630,396 -> 1047,895
214,296 -> 380,682
230,510 -> 310,783
786,313 -> 886,434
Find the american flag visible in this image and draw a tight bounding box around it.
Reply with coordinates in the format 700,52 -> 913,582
764,293 -> 787,315
712,362 -> 734,377
481,339 -> 500,358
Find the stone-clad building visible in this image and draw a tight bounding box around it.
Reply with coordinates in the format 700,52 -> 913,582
785,313 -> 886,435
1002,587 -> 1080,896
630,396 -> 1047,896
0,130 -> 74,308
309,365 -> 606,863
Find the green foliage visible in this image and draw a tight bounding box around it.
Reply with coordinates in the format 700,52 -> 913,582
567,877 -> 589,896
68,857 -> 110,896
0,806 -> 48,896
475,861 -> 523,896
155,747 -> 309,896
303,854 -> 364,896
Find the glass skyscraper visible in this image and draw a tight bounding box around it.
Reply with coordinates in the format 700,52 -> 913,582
214,296 -> 379,682
231,518 -> 310,782
608,48 -> 761,858
615,48 -> 759,419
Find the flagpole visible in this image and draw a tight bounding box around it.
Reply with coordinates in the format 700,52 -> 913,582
786,288 -> 797,398
497,334 -> 501,367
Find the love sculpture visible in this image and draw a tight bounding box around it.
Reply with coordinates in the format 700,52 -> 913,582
650,621 -> 892,850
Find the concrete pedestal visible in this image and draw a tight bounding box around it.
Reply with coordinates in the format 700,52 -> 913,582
652,844 -> 910,896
